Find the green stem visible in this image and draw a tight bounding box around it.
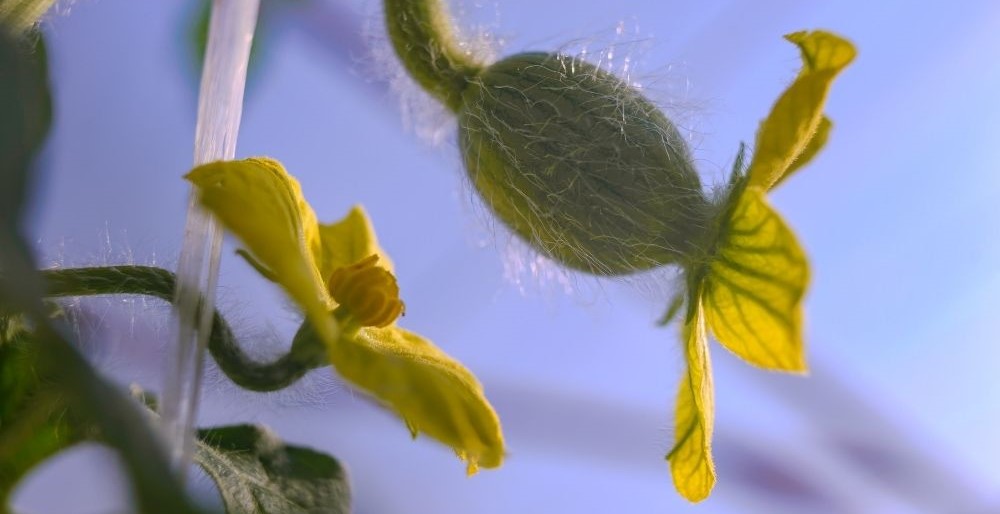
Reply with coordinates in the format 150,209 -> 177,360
384,0 -> 483,113
39,266 -> 325,392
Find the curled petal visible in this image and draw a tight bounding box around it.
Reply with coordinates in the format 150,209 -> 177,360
186,158 -> 337,342
329,326 -> 505,474
747,31 -> 856,190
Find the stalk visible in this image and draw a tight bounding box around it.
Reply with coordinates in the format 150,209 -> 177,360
383,0 -> 483,113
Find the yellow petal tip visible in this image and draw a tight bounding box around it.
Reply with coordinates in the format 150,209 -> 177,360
783,30 -> 857,71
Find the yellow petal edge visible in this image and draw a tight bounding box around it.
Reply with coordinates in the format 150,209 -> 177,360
667,295 -> 716,502
747,31 -> 856,191
185,158 -> 337,344
330,326 -> 505,474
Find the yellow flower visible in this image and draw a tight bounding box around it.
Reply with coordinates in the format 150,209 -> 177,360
667,31 -> 856,502
186,158 -> 504,474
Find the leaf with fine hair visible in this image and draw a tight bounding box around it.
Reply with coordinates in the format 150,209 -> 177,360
195,424 -> 351,514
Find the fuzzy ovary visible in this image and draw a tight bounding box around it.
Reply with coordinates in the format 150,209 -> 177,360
459,52 -> 711,276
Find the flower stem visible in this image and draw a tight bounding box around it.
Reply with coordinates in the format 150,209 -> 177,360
384,0 -> 483,112
38,266 -> 326,392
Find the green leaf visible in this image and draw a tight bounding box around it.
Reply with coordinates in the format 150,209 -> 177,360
0,31 -> 206,514
0,29 -> 50,233
746,31 -> 855,191
0,313 -> 207,514
0,324 -> 83,504
666,293 -> 715,502
703,188 -> 809,372
195,424 -> 351,514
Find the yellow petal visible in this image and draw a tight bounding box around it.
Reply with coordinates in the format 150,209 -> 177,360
747,31 -> 855,190
704,188 -> 808,371
667,297 -> 716,502
185,158 -> 336,342
317,205 -> 395,278
329,326 -> 504,473
774,115 -> 832,189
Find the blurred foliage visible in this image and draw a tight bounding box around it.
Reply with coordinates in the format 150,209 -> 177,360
0,29 -> 49,226
0,312 -> 85,508
0,25 -> 352,514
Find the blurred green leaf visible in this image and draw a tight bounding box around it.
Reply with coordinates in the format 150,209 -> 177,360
196,424 -> 351,514
0,33 -> 208,514
0,29 -> 51,313
0,29 -> 50,235
0,318 -> 84,505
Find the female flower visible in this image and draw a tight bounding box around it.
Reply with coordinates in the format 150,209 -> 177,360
384,0 -> 855,500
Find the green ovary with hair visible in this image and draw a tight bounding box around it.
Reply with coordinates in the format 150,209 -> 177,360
459,52 -> 710,275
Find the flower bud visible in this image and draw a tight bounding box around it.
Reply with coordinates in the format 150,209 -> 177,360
458,52 -> 710,275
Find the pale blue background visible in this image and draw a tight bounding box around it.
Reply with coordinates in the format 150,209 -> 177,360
11,0 -> 1000,512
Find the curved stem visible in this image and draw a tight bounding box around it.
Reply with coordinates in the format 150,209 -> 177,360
384,0 -> 483,113
38,266 -> 325,392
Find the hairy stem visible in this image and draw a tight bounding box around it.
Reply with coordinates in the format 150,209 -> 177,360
38,266 -> 325,392
384,0 -> 483,113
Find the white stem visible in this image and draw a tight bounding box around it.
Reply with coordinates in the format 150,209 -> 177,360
161,0 -> 260,478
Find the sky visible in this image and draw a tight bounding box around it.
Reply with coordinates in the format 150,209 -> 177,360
10,0 -> 1000,513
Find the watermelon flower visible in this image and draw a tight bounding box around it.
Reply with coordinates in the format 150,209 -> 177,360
388,1 -> 857,498
186,158 -> 504,474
